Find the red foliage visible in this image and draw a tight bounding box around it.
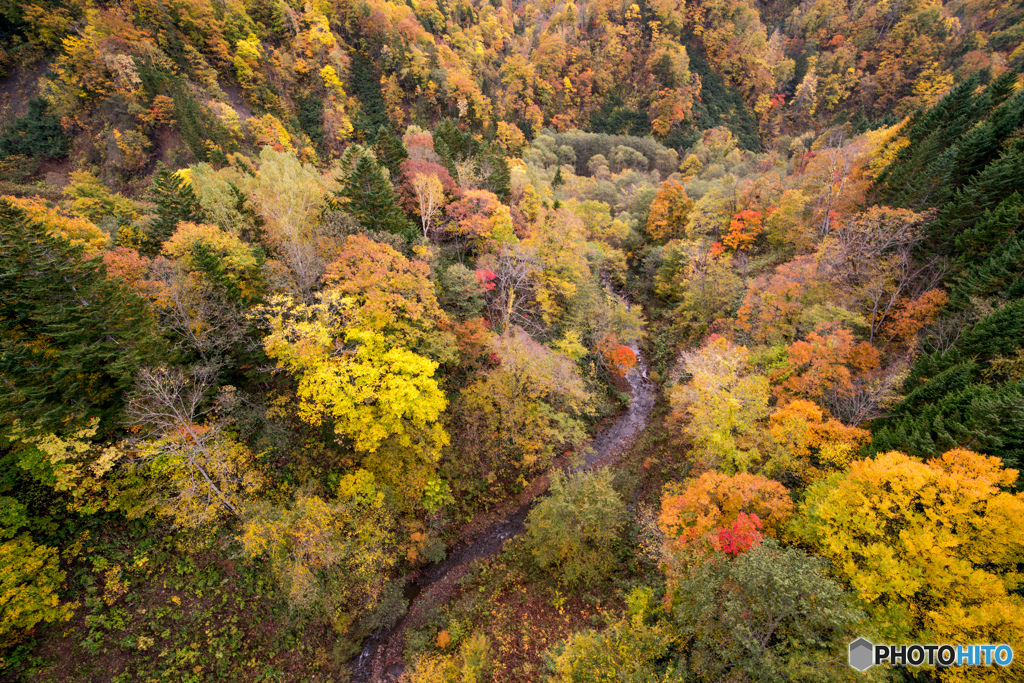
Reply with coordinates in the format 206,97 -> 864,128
716,512 -> 763,557
475,269 -> 497,290
398,158 -> 457,213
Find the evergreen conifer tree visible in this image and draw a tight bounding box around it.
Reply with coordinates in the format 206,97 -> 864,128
337,155 -> 414,238
374,125 -> 409,182
0,201 -> 166,437
145,164 -> 206,254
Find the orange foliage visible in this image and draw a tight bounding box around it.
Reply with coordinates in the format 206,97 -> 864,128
658,471 -> 793,556
735,255 -> 825,344
645,179 -> 693,240
722,209 -> 764,252
883,288 -> 948,350
597,334 -> 637,378
767,399 -> 870,479
773,323 -> 880,405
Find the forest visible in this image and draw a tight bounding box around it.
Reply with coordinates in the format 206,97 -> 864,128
0,0 -> 1023,678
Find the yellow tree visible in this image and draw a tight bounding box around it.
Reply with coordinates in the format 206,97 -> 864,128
238,469 -> 397,635
668,337 -> 770,473
2,196 -> 107,255
765,399 -> 870,485
1,532 -> 75,650
409,172 -> 446,239
646,179 -> 693,240
455,329 -> 591,485
258,291 -> 448,506
322,234 -> 454,363
793,449 -> 1024,679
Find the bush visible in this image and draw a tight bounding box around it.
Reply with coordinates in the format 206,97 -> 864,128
525,469 -> 626,587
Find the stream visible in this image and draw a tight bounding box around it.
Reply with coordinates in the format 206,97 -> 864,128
350,286 -> 655,682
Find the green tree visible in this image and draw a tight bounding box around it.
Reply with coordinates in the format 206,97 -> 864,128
670,539 -> 864,682
526,469 -> 626,587
0,200 -> 164,439
238,469 -> 398,635
0,98 -> 69,159
144,164 -> 207,253
374,124 -> 409,182
336,155 -> 414,239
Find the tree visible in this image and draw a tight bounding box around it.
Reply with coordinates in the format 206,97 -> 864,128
765,399 -> 870,484
526,469 -> 626,587
658,471 -> 793,557
1,195 -> 107,255
438,263 -> 486,321
793,449 -> 1024,667
122,366 -> 264,528
773,323 -> 881,417
241,148 -> 331,296
670,539 -> 864,683
736,255 -> 829,345
238,469 -> 398,635
0,98 -> 69,159
668,337 -> 770,473
321,234 -> 452,360
374,124 -> 408,181
455,329 -> 591,485
1,529 -> 75,650
337,154 -> 414,239
646,179 -> 693,240
145,164 -> 207,253
161,221 -> 265,303
722,209 -> 763,252
258,291 -> 449,498
0,200 -> 164,439
409,172 -> 446,238
548,594 -> 684,682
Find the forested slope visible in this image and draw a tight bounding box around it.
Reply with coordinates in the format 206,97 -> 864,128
1,0 -> 1023,680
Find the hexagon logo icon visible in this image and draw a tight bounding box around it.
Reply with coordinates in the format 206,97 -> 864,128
849,638 -> 874,671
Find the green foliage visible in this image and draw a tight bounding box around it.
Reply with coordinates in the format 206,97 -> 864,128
871,299 -> 1024,469
0,200 -> 164,438
0,99 -> 69,160
145,165 -> 207,254
548,612 -> 685,683
374,125 -> 409,182
350,52 -> 389,140
438,263 -> 485,321
525,469 -> 626,587
669,539 -> 863,682
336,155 -> 414,239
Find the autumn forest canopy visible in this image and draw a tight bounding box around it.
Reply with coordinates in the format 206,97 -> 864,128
1,0 -> 1024,679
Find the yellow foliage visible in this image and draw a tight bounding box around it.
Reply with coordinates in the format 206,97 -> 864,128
0,535 -> 77,651
2,196 -> 108,255
794,449 -> 1024,679
7,417 -> 119,514
258,291 -> 449,467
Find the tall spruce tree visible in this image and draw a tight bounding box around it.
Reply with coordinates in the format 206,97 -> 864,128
0,201 -> 166,437
336,155 -> 414,238
145,163 -> 206,254
374,125 -> 409,183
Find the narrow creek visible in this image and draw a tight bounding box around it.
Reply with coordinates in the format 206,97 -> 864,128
350,286 -> 655,682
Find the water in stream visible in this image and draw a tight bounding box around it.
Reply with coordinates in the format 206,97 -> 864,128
351,289 -> 655,682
